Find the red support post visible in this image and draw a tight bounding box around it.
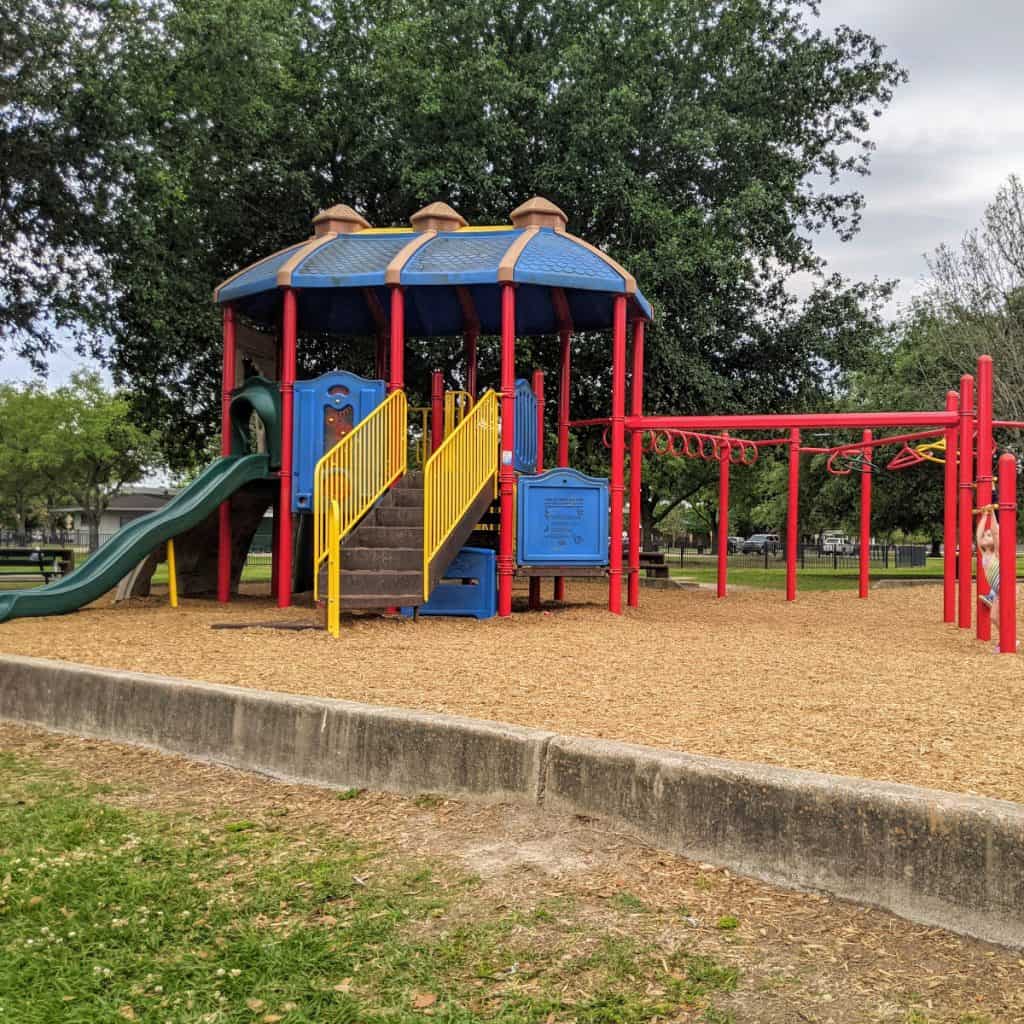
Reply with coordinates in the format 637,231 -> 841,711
717,433 -> 730,599
388,287 -> 405,394
528,369 -> 545,610
277,287 -> 298,608
943,390 -> 959,623
498,284 -> 516,617
218,304 -> 237,603
976,355 -> 994,641
958,375 -> 975,629
998,452 -> 1017,654
628,320 -> 645,609
609,296 -> 627,614
786,427 -> 800,602
554,328 -> 572,602
465,329 -> 478,400
430,370 -> 444,455
859,429 -> 871,599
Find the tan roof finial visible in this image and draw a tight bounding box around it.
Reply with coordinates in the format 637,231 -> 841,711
510,196 -> 568,230
312,204 -> 371,236
410,201 -> 467,233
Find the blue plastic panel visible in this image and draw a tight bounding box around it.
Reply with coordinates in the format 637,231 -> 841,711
401,547 -> 496,619
514,378 -> 538,473
291,371 -> 386,511
517,468 -> 609,566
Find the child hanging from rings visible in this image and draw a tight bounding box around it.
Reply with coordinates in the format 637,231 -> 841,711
975,504 -> 1000,609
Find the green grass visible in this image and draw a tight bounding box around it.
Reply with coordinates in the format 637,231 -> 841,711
0,753 -> 741,1023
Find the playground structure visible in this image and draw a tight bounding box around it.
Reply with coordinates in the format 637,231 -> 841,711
0,197 -> 1017,653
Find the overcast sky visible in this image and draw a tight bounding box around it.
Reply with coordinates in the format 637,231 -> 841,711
1,0 -> 1021,386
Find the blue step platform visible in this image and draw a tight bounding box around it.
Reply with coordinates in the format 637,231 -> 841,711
401,547 -> 497,620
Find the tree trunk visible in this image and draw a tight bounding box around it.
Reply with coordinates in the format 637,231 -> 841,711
83,511 -> 101,551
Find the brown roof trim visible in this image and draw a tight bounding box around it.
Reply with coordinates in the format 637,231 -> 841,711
213,239 -> 310,303
497,226 -> 540,283
385,230 -> 437,286
277,231 -> 339,287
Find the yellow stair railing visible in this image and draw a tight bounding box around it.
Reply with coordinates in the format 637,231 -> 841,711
423,390 -> 499,601
444,390 -> 474,434
313,390 -> 407,606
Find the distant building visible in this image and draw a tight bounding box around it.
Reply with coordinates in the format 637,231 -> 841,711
52,488 -> 178,538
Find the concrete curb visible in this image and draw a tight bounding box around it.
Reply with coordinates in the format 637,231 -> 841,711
1,653 -> 1022,948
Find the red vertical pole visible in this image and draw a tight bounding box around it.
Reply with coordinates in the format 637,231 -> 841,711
528,369 -> 545,610
958,375 -> 975,629
976,355 -> 994,641
998,452 -> 1017,654
554,328 -> 572,602
628,320 -> 645,609
716,433 -> 730,599
218,304 -> 237,603
609,296 -> 627,614
786,427 -> 800,602
277,288 -> 297,608
859,429 -> 871,599
498,284 -> 516,617
465,329 -> 478,400
943,390 -> 959,623
388,287 -> 405,394
430,370 -> 444,455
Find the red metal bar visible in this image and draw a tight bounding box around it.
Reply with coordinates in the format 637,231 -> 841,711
993,421 -> 1024,429
943,390 -> 958,623
218,304 -> 237,603
388,286 -> 404,394
277,287 -> 298,608
958,375 -> 975,629
608,297 -> 627,614
786,428 -> 800,602
529,369 -> 545,611
717,433 -> 730,599
464,330 -> 478,400
498,284 -> 516,617
998,452 -> 1017,654
430,370 -> 444,455
976,355 -> 994,641
627,411 -> 958,432
859,429 -> 871,599
555,328 -> 572,602
628,320 -> 645,609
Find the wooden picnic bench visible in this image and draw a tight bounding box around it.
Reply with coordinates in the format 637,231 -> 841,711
0,547 -> 75,584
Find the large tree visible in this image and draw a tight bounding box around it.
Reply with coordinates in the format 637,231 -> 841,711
4,0 -> 903,494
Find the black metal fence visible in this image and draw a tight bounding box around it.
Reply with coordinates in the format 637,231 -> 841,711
676,542 -> 928,570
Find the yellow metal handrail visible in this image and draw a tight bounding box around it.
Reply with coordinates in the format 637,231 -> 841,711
410,406 -> 431,468
313,390 -> 407,601
444,390 -> 474,435
423,389 -> 499,601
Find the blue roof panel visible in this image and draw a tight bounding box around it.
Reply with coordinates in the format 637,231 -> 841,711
293,233 -> 415,288
401,230 -> 520,286
218,243 -> 307,304
515,229 -> 625,292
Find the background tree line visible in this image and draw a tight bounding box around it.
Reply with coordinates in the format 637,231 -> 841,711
2,0 -> 1020,546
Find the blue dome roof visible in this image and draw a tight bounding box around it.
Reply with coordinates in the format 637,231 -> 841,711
215,215 -> 652,337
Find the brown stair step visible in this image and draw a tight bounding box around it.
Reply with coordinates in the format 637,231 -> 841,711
391,488 -> 425,507
353,525 -> 423,548
342,546 -> 421,571
339,593 -> 422,610
376,506 -> 424,527
338,569 -> 423,596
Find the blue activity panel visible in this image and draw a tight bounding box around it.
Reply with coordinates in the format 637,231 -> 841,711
513,378 -> 538,473
517,468 -> 609,566
291,371 -> 385,511
402,547 -> 497,620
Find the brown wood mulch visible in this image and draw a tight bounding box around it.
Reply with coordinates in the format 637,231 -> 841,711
1,581 -> 1022,804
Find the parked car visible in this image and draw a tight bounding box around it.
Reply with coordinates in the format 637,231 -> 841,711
741,533 -> 780,554
820,531 -> 856,555
727,535 -> 744,553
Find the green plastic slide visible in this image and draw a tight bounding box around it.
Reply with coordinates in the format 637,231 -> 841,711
0,454 -> 270,623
